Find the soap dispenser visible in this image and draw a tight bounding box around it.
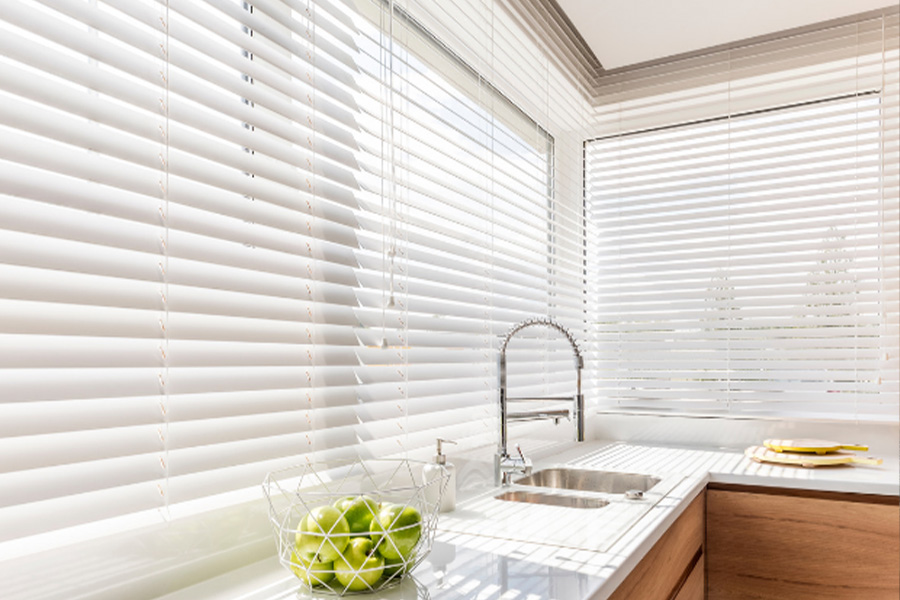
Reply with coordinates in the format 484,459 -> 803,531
423,438 -> 457,513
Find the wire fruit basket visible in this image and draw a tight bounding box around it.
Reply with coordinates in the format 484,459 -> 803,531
263,458 -> 449,595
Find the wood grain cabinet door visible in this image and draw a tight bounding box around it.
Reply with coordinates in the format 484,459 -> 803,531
608,492 -> 705,600
707,487 -> 900,600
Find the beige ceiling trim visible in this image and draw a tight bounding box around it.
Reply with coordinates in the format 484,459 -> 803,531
500,2 -> 899,104
496,0 -> 603,101
598,5 -> 899,78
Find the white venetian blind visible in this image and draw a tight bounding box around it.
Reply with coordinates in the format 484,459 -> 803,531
0,0 -> 365,553
588,11 -> 899,421
0,0 -> 590,564
349,0 -> 587,457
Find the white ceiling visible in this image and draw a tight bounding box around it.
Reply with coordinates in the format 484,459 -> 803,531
555,0 -> 898,70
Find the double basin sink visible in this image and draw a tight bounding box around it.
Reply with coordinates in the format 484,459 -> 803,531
437,464 -> 681,553
496,467 -> 662,509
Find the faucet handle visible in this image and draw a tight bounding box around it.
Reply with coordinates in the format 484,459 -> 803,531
515,443 -> 527,462
514,444 -> 533,476
498,448 -> 533,485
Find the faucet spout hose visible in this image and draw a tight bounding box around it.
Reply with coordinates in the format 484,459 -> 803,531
497,317 -> 585,471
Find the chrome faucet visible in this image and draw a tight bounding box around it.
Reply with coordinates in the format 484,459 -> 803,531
495,317 -> 585,485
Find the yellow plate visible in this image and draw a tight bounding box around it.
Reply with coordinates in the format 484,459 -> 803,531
746,445 -> 883,468
763,438 -> 868,455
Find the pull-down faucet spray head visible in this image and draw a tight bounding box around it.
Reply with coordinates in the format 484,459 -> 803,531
496,317 -> 585,485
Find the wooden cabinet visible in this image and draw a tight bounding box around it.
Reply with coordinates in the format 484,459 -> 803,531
607,492 -> 705,600
706,484 -> 900,600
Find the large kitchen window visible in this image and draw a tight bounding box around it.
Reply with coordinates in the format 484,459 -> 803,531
351,1 -> 582,462
587,12 -> 899,422
0,0 -> 581,574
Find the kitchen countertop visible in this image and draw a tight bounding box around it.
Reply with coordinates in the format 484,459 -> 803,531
156,440 -> 899,600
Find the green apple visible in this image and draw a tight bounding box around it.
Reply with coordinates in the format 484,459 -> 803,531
288,550 -> 334,587
369,503 -> 422,561
333,495 -> 380,534
334,536 -> 385,592
382,553 -> 413,579
295,505 -> 350,563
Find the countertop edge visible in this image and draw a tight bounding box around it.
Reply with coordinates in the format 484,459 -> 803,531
707,471 -> 900,496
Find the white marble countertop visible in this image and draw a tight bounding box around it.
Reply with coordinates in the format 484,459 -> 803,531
156,440 -> 899,600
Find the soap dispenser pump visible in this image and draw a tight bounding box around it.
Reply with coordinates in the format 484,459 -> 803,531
423,438 -> 457,512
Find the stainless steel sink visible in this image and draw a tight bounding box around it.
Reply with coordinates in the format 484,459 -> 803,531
494,490 -> 609,509
439,468 -> 683,554
514,468 -> 660,494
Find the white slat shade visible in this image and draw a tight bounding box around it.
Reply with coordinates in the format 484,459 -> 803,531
0,0 -> 367,548
588,11 -> 899,421
0,0 -> 588,567
346,0 -> 587,464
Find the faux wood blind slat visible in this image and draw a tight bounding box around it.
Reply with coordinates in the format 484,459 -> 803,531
0,0 -> 367,549
0,0 -> 589,563
587,10 -> 899,422
348,0 -> 586,459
